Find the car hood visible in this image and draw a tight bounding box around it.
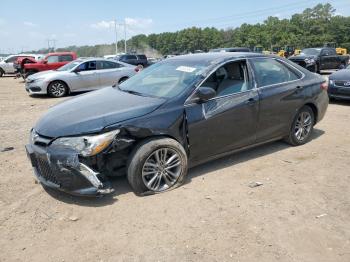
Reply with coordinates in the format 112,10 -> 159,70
329,69 -> 350,80
34,87 -> 166,137
27,70 -> 65,80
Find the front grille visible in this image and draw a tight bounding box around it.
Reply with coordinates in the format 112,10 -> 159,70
36,157 -> 60,185
334,81 -> 350,87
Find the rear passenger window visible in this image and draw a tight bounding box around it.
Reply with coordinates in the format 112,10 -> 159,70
97,61 -> 121,69
251,58 -> 299,87
137,55 -> 146,59
47,55 -> 59,63
59,55 -> 73,62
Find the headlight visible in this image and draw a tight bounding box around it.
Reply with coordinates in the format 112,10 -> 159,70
329,80 -> 334,86
52,129 -> 120,156
305,58 -> 315,64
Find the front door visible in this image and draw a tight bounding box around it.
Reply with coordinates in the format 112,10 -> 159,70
69,61 -> 100,91
185,60 -> 259,163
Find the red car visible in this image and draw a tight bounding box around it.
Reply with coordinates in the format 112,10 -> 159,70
23,52 -> 77,78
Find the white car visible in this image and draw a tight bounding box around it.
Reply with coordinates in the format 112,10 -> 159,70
0,54 -> 44,76
25,58 -> 137,97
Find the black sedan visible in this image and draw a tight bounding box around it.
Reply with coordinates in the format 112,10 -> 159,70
328,65 -> 350,100
25,53 -> 329,196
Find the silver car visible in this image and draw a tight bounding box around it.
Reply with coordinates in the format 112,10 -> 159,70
25,58 -> 137,97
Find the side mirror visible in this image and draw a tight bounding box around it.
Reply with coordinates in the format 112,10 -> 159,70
73,68 -> 81,73
196,87 -> 216,102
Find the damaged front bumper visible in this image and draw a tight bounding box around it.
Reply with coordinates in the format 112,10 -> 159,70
25,143 -> 114,196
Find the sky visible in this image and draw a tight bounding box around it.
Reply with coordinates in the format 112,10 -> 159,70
0,0 -> 349,53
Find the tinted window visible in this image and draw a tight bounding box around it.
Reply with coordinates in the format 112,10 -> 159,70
124,55 -> 137,60
47,55 -> 59,63
251,58 -> 299,87
97,61 -> 121,69
5,56 -> 18,63
329,49 -> 336,55
202,60 -> 250,97
77,61 -> 96,71
59,55 -> 73,62
137,55 -> 147,59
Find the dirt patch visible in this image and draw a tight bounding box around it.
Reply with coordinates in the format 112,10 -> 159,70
0,77 -> 349,262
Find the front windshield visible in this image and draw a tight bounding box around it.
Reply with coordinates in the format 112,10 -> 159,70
118,59 -> 208,98
56,60 -> 81,71
301,48 -> 321,56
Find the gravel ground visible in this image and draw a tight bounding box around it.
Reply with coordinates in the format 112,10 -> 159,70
0,76 -> 349,262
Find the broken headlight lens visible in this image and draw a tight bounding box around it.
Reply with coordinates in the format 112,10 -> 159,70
51,129 -> 120,157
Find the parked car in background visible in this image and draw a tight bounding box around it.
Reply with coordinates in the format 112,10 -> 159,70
0,54 -> 39,77
118,54 -> 148,68
25,53 -> 328,196
328,64 -> 350,100
23,52 -> 77,78
289,47 -> 349,73
209,47 -> 251,53
25,58 -> 137,97
14,54 -> 45,76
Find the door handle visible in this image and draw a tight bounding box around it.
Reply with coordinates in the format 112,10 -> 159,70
245,98 -> 256,105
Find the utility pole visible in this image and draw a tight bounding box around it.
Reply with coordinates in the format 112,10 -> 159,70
124,20 -> 127,54
114,19 -> 118,55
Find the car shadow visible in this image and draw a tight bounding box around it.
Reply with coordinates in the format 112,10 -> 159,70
29,91 -> 90,99
46,128 -> 325,206
329,99 -> 350,106
186,128 -> 324,182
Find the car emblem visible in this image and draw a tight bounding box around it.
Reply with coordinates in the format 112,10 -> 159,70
344,81 -> 350,86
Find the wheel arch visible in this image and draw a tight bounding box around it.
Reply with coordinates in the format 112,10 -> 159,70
304,102 -> 318,124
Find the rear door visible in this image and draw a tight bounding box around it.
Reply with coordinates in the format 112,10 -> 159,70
96,60 -> 125,88
249,57 -> 304,142
185,59 -> 259,163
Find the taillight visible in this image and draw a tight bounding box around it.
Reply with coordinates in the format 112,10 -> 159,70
320,82 -> 328,91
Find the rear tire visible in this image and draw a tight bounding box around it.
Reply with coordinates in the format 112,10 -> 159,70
284,106 -> 314,146
127,138 -> 188,196
47,81 -> 68,98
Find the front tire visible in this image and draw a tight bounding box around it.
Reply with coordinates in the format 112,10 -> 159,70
127,138 -> 188,195
0,68 -> 4,77
47,81 -> 68,98
284,106 -> 314,146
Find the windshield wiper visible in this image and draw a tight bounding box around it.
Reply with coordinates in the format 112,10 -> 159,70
119,88 -> 147,97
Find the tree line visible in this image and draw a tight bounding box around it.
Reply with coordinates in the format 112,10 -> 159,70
35,3 -> 350,57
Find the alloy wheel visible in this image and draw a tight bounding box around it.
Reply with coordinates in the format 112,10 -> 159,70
294,111 -> 312,141
50,82 -> 66,97
142,148 -> 182,192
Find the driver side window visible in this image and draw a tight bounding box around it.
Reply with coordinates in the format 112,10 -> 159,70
77,61 -> 96,71
201,60 -> 250,97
